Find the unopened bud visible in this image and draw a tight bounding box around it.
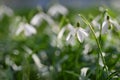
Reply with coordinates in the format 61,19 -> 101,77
106,16 -> 109,20
77,22 -> 80,27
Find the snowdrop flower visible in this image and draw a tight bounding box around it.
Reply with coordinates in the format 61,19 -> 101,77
48,4 -> 68,17
32,54 -> 44,69
80,67 -> 89,77
66,22 -> 88,43
0,5 -> 14,20
31,12 -> 55,26
91,15 -> 101,29
57,24 -> 76,45
79,67 -> 89,80
102,16 -> 111,34
5,56 -> 22,71
110,19 -> 120,30
58,23 -> 88,43
24,46 -> 49,76
16,22 -> 37,37
102,15 -> 120,34
57,24 -> 74,39
24,46 -> 44,69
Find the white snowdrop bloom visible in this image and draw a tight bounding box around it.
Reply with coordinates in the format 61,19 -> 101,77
16,22 -> 37,37
0,5 -> 14,19
76,27 -> 88,42
48,4 -> 68,17
51,24 -> 60,34
12,64 -> 22,71
80,67 -> 89,77
66,23 -> 88,43
30,13 -> 44,26
83,44 -> 91,55
58,23 -> 88,43
31,12 -> 55,26
110,19 -> 120,30
57,27 -> 66,39
32,54 -> 44,69
5,56 -> 22,71
24,46 -> 44,69
102,15 -> 120,34
57,24 -> 76,45
57,24 -> 75,39
79,67 -> 90,80
102,15 -> 110,34
91,15 -> 101,29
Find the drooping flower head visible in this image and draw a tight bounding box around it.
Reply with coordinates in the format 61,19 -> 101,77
16,22 -> 37,37
48,4 -> 68,17
102,14 -> 120,34
30,12 -> 55,26
58,22 -> 88,44
91,15 -> 101,29
0,5 -> 14,20
75,22 -> 88,42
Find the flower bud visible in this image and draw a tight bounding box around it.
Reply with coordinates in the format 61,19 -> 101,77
77,22 -> 80,27
106,16 -> 109,20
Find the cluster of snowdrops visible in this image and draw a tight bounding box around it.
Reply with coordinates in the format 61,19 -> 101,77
0,4 -> 120,80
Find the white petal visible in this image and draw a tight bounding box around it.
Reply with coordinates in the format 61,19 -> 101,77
92,20 -> 100,28
30,13 -> 44,26
77,30 -> 83,42
57,27 -> 66,39
81,67 -> 89,77
66,24 -> 75,31
68,37 -> 76,46
24,47 -> 45,69
102,21 -> 109,34
66,32 -> 75,45
66,32 -> 73,41
31,12 -> 55,26
99,57 -> 104,67
91,15 -> 101,29
24,23 -> 37,36
77,28 -> 88,43
0,5 -> 14,17
48,4 -> 68,17
110,19 -> 120,30
15,22 -> 24,36
79,28 -> 88,37
32,54 -> 44,69
43,13 -> 55,25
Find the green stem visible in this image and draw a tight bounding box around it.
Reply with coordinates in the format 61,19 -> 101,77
96,50 -> 100,80
97,15 -> 103,79
79,14 -> 108,76
59,16 -> 66,28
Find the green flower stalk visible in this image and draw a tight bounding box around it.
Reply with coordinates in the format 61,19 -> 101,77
79,14 -> 108,76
